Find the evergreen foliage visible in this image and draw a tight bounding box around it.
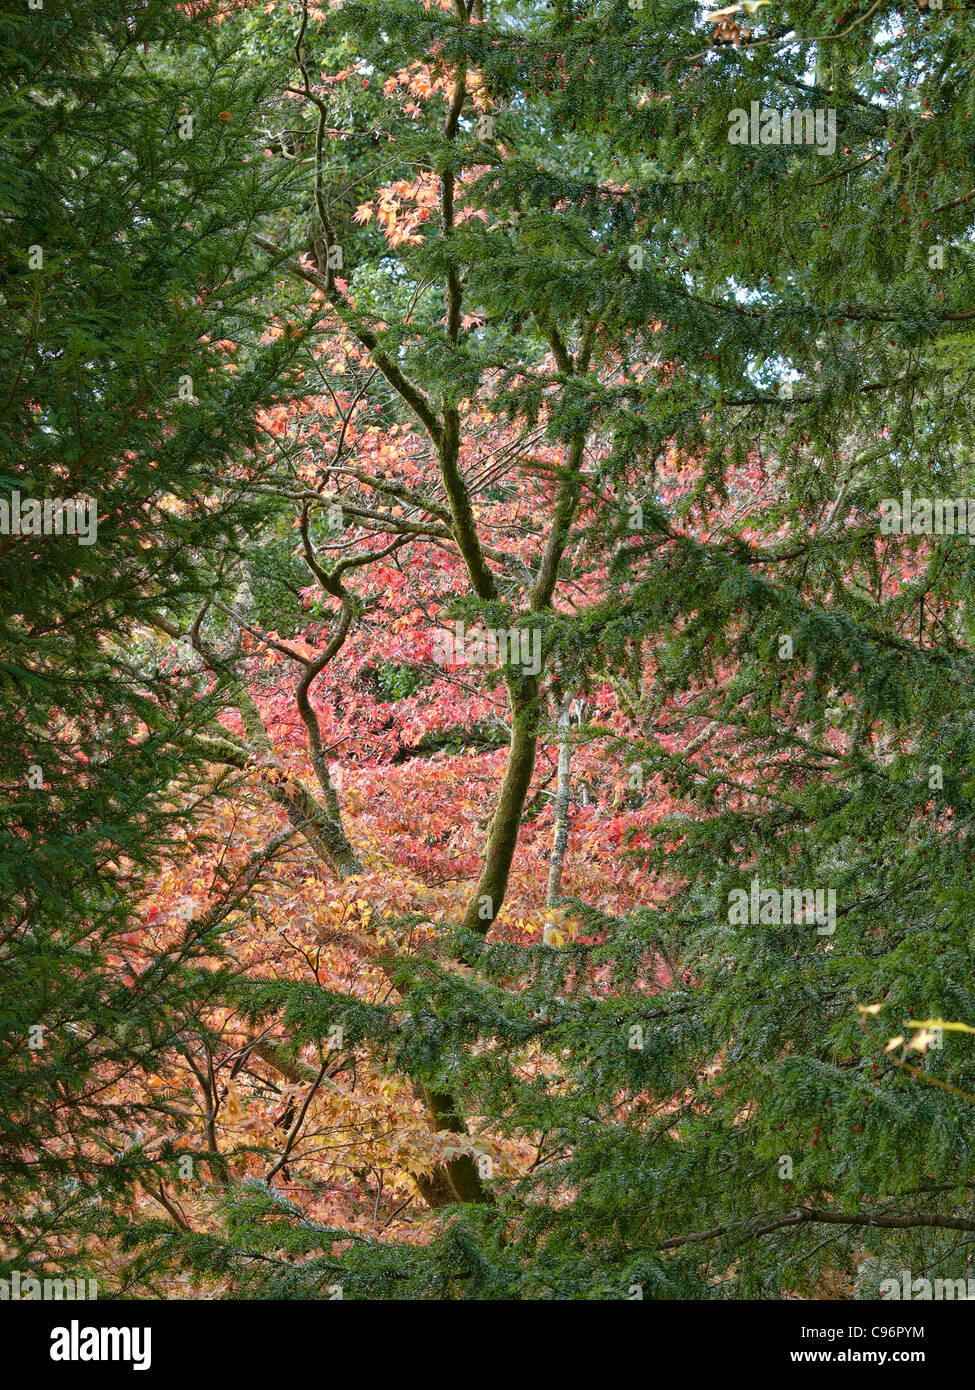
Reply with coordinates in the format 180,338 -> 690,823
4,0 -> 975,1300
0,0 -> 302,1278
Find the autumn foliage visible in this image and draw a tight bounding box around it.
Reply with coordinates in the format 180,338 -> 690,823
5,0 -> 975,1304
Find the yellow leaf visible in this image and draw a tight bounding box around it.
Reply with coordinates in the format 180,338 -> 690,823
906,1018 -> 975,1034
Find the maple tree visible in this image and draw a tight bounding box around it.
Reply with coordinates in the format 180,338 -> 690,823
5,0 -> 975,1305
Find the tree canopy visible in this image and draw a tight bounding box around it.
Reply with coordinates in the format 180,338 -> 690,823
3,0 -> 975,1306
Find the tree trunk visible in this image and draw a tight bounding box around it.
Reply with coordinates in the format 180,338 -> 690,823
546,695 -> 573,907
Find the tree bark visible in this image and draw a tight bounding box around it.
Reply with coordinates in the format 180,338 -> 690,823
546,695 -> 573,907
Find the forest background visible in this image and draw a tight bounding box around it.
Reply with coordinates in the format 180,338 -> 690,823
3,0 -> 975,1300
